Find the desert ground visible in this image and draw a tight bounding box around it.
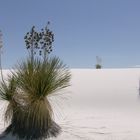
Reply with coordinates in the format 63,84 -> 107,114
1,69 -> 140,140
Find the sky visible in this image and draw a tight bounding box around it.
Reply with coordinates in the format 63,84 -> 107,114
0,0 -> 140,68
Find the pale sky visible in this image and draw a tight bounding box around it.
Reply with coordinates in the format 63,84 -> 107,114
0,0 -> 140,68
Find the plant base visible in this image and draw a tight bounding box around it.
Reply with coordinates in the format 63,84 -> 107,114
0,121 -> 61,140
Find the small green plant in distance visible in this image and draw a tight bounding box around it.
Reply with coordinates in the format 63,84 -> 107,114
0,23 -> 71,140
96,64 -> 102,69
95,56 -> 102,69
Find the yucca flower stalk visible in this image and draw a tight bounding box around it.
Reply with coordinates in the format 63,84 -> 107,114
0,57 -> 71,140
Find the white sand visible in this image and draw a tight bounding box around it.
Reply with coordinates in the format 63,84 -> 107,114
1,69 -> 140,140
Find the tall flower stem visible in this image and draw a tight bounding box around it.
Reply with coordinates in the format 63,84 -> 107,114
0,30 -> 4,83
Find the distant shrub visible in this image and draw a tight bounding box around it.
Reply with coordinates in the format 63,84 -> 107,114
95,56 -> 102,69
96,64 -> 102,69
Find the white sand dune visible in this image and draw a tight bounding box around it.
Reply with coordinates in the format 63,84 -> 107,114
1,69 -> 140,140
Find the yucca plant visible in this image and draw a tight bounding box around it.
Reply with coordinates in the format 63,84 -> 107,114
0,57 -> 71,140
0,76 -> 24,138
0,76 -> 17,122
0,24 -> 71,140
95,64 -> 102,69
